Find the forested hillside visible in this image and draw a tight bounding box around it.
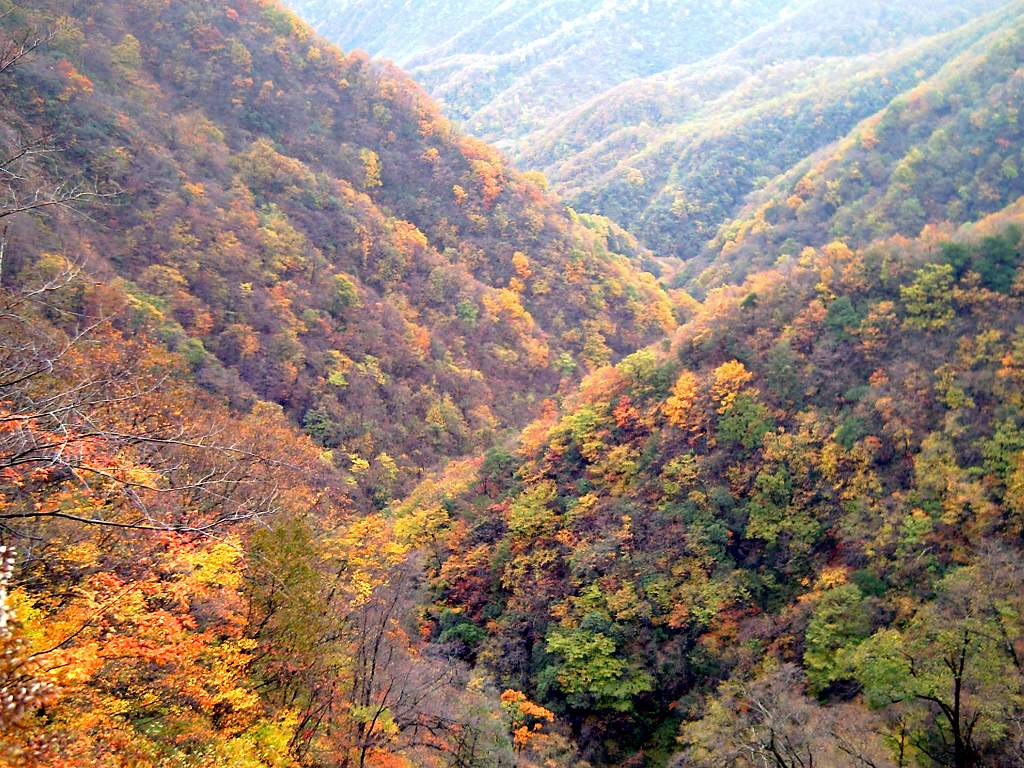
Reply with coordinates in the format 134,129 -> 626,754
542,0 -> 1023,266
0,0 -> 675,507
694,6 -> 1024,287
4,0 -> 1024,767
1,242 -> 564,765
403,206 -> 1024,766
0,0 -> 669,764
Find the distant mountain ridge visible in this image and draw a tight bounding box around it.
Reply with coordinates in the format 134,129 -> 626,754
530,0 -> 1021,260
287,0 -> 793,150
288,0 -> 1021,279
694,3 -> 1024,287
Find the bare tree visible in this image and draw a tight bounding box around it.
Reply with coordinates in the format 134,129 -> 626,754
0,22 -> 117,241
0,21 -> 55,77
675,663 -> 897,768
0,256 -> 306,538
0,144 -> 116,229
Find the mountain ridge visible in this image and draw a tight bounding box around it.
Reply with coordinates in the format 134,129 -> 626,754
289,0 -> 1021,274
3,1 -> 1024,766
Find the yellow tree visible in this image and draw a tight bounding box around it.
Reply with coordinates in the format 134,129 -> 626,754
664,370 -> 704,435
711,360 -> 754,414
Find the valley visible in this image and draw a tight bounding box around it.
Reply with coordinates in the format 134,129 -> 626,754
1,1 -> 1023,766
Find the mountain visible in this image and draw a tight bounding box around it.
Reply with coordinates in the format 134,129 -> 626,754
288,0 -> 1019,269
0,0 -> 671,764
536,0 -> 1023,265
286,0 -> 793,152
5,0 -> 1024,767
693,4 -> 1024,287
401,203 -> 1024,765
0,0 -> 675,508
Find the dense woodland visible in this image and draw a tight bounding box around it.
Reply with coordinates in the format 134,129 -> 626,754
694,6 -> 1024,288
0,0 -> 675,505
406,213 -> 1024,765
531,0 -> 1023,266
1,0 -> 1024,767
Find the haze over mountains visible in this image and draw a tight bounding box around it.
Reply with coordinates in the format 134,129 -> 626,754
287,0 -> 792,144
290,0 -> 1022,271
3,0 -> 1024,766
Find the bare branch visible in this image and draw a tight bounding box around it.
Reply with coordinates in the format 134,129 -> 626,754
0,24 -> 57,77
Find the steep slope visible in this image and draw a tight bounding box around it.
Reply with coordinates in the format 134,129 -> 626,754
399,204 -> 1024,764
693,6 -> 1024,287
0,1 -> 637,765
287,0 -> 1015,268
0,115 -> 568,768
532,0 -> 1021,262
0,0 -> 675,505
0,249 -> 366,765
6,1 -> 1024,767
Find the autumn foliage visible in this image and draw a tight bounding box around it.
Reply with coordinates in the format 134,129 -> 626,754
3,0 -> 1024,766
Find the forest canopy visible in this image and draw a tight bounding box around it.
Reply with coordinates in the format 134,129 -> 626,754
2,0 -> 1024,766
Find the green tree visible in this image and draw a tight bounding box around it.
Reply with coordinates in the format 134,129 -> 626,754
826,296 -> 862,339
542,629 -> 653,713
507,481 -> 560,540
901,264 -> 955,331
718,393 -> 774,451
804,583 -> 871,694
744,466 -> 818,555
974,229 -> 1020,293
329,273 -> 360,317
853,567 -> 1024,768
